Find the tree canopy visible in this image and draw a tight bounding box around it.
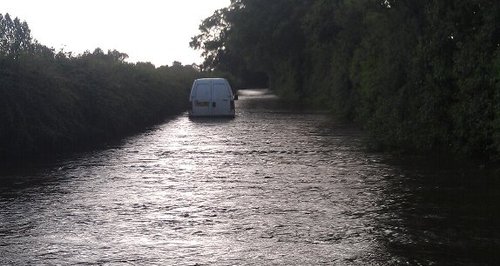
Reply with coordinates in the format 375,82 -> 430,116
0,13 -> 33,57
192,0 -> 500,160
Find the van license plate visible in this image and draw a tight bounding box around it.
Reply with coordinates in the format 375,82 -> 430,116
196,101 -> 209,107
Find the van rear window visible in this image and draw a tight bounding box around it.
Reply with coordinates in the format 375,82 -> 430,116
213,83 -> 229,99
195,84 -> 211,100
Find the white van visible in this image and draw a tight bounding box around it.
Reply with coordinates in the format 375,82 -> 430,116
189,78 -> 237,117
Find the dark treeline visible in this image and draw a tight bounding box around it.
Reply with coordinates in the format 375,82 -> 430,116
191,0 -> 500,160
1,13 -> 199,160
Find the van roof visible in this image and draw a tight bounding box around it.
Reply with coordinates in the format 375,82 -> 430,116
195,78 -> 228,82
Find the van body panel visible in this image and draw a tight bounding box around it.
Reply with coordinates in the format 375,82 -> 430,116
191,82 -> 211,116
189,78 -> 235,117
212,81 -> 232,116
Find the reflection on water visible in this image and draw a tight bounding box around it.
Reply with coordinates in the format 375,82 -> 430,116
377,157 -> 500,265
1,89 -> 499,265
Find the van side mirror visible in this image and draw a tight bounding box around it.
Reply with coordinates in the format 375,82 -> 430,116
234,94 -> 239,100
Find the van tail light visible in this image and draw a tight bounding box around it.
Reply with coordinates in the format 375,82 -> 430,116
230,100 -> 235,110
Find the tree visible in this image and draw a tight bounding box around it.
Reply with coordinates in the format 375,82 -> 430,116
191,0 -> 500,159
191,0 -> 311,96
0,13 -> 33,57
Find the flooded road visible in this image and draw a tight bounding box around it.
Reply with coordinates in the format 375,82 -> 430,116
1,90 -> 499,265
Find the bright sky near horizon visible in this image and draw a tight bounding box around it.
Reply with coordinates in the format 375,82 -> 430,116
0,0 -> 230,67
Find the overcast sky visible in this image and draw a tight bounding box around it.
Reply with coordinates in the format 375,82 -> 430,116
0,0 -> 230,66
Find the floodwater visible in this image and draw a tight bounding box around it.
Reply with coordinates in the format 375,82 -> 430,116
1,90 -> 499,265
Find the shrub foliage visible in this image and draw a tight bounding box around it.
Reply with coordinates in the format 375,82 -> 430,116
0,14 -> 199,159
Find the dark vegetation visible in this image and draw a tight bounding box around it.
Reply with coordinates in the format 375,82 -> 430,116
0,13 -> 199,160
191,0 -> 500,160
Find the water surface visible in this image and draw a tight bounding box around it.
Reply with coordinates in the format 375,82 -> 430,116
1,90 -> 499,265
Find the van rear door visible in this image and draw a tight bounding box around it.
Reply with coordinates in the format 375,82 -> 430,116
211,81 -> 232,116
192,82 -> 211,116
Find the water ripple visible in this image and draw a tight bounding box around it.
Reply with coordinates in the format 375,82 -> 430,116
1,90 -> 499,265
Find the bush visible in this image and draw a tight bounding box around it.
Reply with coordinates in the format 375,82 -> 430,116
0,13 -> 200,159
